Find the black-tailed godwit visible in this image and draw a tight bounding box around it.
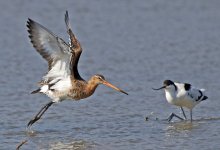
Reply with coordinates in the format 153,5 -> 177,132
27,11 -> 128,127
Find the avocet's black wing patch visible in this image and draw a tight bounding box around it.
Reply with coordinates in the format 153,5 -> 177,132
184,83 -> 191,91
197,90 -> 208,101
197,90 -> 203,101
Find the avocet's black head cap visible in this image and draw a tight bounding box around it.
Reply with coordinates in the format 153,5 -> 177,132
163,80 -> 174,86
152,80 -> 174,90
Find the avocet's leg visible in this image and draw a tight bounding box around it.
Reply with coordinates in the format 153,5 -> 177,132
167,113 -> 184,122
27,101 -> 55,127
190,109 -> 193,122
180,107 -> 187,120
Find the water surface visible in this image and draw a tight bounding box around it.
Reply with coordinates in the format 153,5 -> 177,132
1,0 -> 220,149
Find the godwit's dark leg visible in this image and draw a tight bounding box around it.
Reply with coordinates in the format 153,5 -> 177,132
167,113 -> 184,122
180,107 -> 187,120
27,101 -> 55,127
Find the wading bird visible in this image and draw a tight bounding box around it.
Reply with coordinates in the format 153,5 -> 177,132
27,11 -> 128,127
153,80 -> 207,122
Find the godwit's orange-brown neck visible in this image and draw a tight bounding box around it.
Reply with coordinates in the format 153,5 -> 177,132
26,11 -> 128,128
86,74 -> 128,96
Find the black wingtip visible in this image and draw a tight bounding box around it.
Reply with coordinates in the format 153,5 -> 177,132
65,10 -> 69,25
26,18 -> 35,34
26,18 -> 31,28
27,18 -> 34,26
202,96 -> 208,101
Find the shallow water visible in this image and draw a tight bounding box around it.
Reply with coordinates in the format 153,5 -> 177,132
1,0 -> 220,149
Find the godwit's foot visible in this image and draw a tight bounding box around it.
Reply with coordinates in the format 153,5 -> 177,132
27,117 -> 41,127
27,101 -> 54,127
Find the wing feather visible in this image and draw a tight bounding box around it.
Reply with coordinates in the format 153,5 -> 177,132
27,11 -> 83,83
64,11 -> 83,79
27,18 -> 71,83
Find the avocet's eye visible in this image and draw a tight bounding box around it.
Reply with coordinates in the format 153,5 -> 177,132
98,76 -> 102,80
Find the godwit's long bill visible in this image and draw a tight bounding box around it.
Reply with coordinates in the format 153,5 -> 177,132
27,11 -> 128,128
153,80 -> 207,122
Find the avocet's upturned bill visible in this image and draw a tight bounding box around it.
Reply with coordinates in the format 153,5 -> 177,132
153,80 -> 208,122
27,11 -> 128,128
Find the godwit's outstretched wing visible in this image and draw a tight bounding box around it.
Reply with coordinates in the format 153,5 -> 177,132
27,11 -> 83,83
64,11 -> 82,80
